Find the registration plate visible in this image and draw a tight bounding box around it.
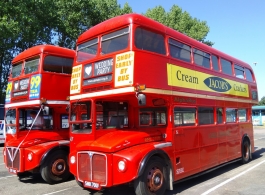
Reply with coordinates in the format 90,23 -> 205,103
84,181 -> 101,189
9,168 -> 17,174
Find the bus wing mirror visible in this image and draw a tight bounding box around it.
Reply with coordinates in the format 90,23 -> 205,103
137,93 -> 146,106
43,106 -> 49,115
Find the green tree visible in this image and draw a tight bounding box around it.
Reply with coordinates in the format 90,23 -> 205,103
144,5 -> 214,46
52,0 -> 132,48
258,96 -> 265,105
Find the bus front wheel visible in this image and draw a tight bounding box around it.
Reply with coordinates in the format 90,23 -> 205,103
40,150 -> 70,184
134,156 -> 167,195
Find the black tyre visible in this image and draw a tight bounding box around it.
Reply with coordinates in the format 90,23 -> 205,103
40,150 -> 70,184
134,157 -> 167,195
241,139 -> 250,164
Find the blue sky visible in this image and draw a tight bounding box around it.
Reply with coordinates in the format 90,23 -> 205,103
118,0 -> 265,101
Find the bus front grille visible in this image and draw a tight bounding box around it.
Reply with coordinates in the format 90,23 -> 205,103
77,152 -> 107,185
6,147 -> 20,171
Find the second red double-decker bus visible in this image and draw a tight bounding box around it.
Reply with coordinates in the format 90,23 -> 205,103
3,45 -> 75,184
68,14 -> 258,195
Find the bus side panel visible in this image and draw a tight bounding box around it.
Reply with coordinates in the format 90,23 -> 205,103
198,125 -> 219,171
173,127 -> 200,180
226,124 -> 241,160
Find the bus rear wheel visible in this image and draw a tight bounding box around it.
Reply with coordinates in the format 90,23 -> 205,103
134,157 -> 167,195
40,150 -> 70,184
241,139 -> 250,164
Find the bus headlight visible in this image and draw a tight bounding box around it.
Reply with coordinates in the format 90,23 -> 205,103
27,152 -> 33,161
118,160 -> 127,172
70,155 -> 76,164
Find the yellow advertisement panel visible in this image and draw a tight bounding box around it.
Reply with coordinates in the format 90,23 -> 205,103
115,51 -> 134,87
70,65 -> 82,94
167,63 -> 249,97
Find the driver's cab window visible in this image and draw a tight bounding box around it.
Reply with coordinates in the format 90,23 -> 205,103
96,101 -> 128,129
19,108 -> 53,130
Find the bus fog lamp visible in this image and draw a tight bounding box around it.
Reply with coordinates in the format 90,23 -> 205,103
70,155 -> 76,164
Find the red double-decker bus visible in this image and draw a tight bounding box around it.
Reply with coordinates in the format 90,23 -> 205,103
3,45 -> 75,184
68,14 -> 258,195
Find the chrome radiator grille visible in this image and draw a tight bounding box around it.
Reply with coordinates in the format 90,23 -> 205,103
6,147 -> 21,171
77,152 -> 107,185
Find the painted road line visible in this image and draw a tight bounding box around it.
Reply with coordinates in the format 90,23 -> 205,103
201,159 -> 265,195
42,188 -> 72,195
254,137 -> 265,141
0,175 -> 16,180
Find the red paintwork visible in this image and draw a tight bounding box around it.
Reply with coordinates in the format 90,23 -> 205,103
70,14 -> 257,190
4,45 -> 75,175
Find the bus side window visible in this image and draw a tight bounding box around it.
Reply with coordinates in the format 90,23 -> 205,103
217,108 -> 223,124
221,58 -> 232,75
238,109 -> 247,122
245,68 -> 254,82
193,48 -> 210,69
174,107 -> 196,126
226,108 -> 237,123
169,38 -> 191,63
198,107 -> 214,125
212,55 -> 219,71
43,56 -> 73,74
135,27 -> 166,55
234,64 -> 244,79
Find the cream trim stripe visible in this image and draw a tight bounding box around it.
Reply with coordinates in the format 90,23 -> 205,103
70,87 -> 135,100
5,100 -> 40,108
5,100 -> 69,108
70,87 -> 257,104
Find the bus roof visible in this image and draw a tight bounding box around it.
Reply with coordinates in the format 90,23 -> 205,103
12,44 -> 75,64
77,13 -> 252,70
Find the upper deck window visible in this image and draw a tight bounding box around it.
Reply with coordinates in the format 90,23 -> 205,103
169,38 -> 191,62
134,27 -> 166,55
193,49 -> 210,68
234,64 -> 244,79
212,55 -> 219,71
221,58 -> 232,75
12,63 -> 23,78
43,56 -> 73,74
245,68 -> 254,82
77,38 -> 98,62
24,58 -> 39,75
101,27 -> 129,54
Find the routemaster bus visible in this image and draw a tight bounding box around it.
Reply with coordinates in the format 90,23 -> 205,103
68,14 -> 258,195
3,45 -> 75,184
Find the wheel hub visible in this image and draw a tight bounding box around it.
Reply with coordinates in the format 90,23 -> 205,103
52,159 -> 66,176
147,167 -> 163,192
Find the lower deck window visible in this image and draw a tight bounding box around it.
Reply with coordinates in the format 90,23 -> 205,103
198,107 -> 214,125
174,107 -> 195,126
226,108 -> 237,123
